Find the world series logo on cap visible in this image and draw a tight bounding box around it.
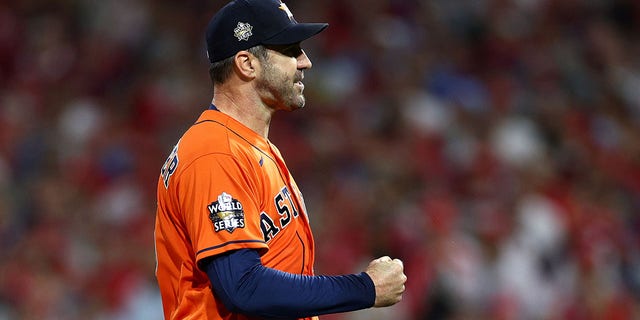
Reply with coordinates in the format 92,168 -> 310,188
234,22 -> 253,41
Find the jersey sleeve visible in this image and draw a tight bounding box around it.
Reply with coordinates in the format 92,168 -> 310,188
176,152 -> 268,264
204,249 -> 375,318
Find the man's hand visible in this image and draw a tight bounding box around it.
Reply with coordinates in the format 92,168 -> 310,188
364,256 -> 407,307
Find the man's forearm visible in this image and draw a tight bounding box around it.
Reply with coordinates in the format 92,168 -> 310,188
203,249 -> 375,318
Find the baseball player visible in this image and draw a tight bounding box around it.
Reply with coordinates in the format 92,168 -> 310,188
154,0 -> 407,319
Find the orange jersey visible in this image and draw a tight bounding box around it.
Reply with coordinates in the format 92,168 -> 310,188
155,109 -> 317,320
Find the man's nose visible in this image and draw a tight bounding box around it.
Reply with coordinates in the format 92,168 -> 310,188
297,50 -> 312,69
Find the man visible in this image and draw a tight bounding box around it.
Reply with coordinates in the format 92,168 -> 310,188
154,0 -> 407,319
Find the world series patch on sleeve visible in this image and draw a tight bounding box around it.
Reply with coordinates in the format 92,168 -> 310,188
208,192 -> 246,233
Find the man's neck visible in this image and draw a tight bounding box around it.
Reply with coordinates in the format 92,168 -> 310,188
211,89 -> 272,139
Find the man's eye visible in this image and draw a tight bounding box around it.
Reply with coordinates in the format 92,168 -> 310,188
282,46 -> 302,57
266,44 -> 303,57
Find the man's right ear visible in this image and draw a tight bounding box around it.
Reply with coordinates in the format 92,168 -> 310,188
234,51 -> 257,80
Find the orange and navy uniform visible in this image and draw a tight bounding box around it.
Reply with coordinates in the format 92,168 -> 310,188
155,109 -> 316,319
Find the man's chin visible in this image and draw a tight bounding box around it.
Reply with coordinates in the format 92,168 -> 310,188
288,96 -> 306,111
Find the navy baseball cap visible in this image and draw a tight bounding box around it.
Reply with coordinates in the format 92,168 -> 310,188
205,0 -> 328,63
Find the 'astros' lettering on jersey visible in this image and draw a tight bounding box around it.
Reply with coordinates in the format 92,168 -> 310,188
155,109 -> 316,320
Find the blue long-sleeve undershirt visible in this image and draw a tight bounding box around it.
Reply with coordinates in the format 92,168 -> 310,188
202,249 -> 375,318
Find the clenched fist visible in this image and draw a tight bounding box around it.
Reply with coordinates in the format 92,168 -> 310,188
364,256 -> 407,307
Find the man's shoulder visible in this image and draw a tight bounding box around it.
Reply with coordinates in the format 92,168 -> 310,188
179,118 -> 234,158
180,114 -> 263,158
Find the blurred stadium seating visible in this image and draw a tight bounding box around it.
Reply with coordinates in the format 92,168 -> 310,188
1,0 -> 639,319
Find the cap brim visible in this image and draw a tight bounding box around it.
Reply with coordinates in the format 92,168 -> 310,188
262,23 -> 328,45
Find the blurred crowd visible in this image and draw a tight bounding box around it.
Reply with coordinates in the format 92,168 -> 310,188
1,0 -> 640,319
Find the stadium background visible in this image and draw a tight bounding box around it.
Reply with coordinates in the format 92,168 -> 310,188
1,0 -> 639,319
